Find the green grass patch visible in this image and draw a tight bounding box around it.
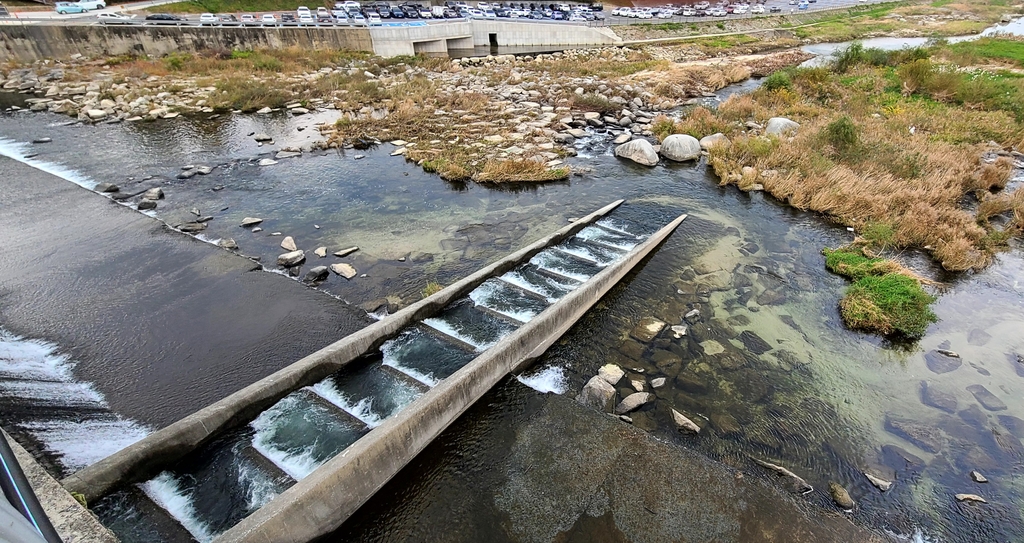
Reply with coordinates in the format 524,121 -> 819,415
158,0 -> 319,14
945,37 -> 1024,68
824,247 -> 937,337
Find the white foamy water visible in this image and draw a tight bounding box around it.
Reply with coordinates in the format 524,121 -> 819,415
468,281 -> 540,323
575,226 -> 640,251
309,382 -> 384,428
516,365 -> 568,394
20,418 -> 151,471
422,317 -> 495,352
529,252 -> 593,283
0,137 -> 97,190
141,473 -> 214,543
250,395 -> 324,480
500,270 -> 578,303
381,358 -> 439,388
237,460 -> 282,512
554,244 -> 618,267
596,218 -> 641,237
0,330 -> 151,471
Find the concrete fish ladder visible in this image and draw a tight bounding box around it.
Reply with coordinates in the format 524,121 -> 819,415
215,210 -> 687,543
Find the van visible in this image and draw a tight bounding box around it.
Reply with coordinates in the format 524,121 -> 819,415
431,5 -> 444,16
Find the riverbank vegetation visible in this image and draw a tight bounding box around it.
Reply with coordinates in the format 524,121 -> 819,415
654,38 -> 1024,335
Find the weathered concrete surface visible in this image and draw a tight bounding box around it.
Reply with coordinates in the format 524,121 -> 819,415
2,429 -> 118,543
0,25 -> 373,62
214,211 -> 684,543
64,199 -> 623,503
332,386 -> 883,542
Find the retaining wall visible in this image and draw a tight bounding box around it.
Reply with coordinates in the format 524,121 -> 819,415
215,210 -> 688,543
62,199 -> 624,503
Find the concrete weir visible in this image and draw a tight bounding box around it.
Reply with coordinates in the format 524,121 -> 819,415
63,199 -> 685,542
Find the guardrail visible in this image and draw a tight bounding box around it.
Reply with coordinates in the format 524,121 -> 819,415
0,432 -> 62,543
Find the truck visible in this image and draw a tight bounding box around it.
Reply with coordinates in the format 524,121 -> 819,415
431,5 -> 444,16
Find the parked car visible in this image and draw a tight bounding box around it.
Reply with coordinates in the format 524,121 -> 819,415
145,12 -> 182,20
680,7 -> 695,15
261,13 -> 278,23
798,1 -> 808,9
199,12 -> 218,24
352,12 -> 367,23
368,12 -> 381,23
769,5 -> 781,11
656,9 -> 672,18
55,2 -> 85,14
298,13 -> 315,22
75,0 -> 106,10
241,13 -> 256,22
750,5 -> 764,13
97,11 -> 132,22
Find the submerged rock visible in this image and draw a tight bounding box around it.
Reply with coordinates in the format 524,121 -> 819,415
925,350 -> 962,374
334,246 -> 359,257
177,222 -> 206,233
614,392 -> 655,415
966,384 -> 1007,411
752,458 -> 813,494
920,381 -> 958,414
659,134 -> 701,162
576,375 -> 616,412
885,416 -> 942,453
614,139 -> 659,167
738,330 -> 772,355
598,364 -> 625,385
240,217 -> 263,227
955,493 -> 987,504
829,482 -> 855,510
971,470 -> 988,483
630,317 -> 666,342
277,250 -> 305,267
671,408 -> 701,433
281,236 -> 298,252
651,377 -> 666,388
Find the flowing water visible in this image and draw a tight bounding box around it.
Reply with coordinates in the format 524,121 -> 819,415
1,34 -> 1023,540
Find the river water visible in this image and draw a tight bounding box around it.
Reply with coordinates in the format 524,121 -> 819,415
0,35 -> 1023,541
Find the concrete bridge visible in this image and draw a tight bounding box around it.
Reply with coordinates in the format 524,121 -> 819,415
62,200 -> 685,542
0,19 -> 622,61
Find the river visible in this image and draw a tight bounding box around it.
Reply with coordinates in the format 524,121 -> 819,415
1,31 -> 1023,542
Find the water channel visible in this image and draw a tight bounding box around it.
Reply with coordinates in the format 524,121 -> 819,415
1,30 -> 1023,542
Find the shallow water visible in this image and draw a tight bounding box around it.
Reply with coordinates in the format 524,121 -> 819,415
0,66 -> 1022,541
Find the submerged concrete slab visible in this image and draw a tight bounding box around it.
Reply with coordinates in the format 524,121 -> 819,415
65,199 -> 624,503
214,212 -> 686,543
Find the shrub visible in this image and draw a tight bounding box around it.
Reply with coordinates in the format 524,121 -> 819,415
897,59 -> 934,94
821,115 -> 858,156
677,107 -> 729,139
162,52 -> 192,72
832,43 -> 865,74
572,93 -> 617,115
840,274 -> 937,337
762,71 -> 793,92
422,281 -> 444,297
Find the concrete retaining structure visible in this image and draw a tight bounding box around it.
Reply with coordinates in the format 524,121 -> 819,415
214,211 -> 687,543
0,21 -> 622,61
62,199 -> 624,503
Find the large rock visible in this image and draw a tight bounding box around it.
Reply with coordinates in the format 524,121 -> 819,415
280,236 -> 298,251
598,364 -> 625,385
884,416 -> 941,453
765,117 -> 800,136
143,187 -> 164,200
177,222 -> 206,233
920,381 -> 957,414
86,109 -> 107,121
671,408 -> 701,433
253,133 -> 273,142
94,183 -> 118,193
738,330 -> 772,354
925,349 -> 962,374
659,134 -> 701,162
304,265 -> 329,282
277,250 -> 305,267
330,263 -> 357,279
576,375 -> 616,412
614,392 -> 655,415
614,139 -> 659,167
829,483 -> 855,510
966,384 -> 1007,411
137,199 -> 156,211
333,246 -> 359,257
699,133 -> 730,150
630,317 -> 666,342
240,217 -> 263,227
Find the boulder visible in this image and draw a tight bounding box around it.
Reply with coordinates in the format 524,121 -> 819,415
280,236 -> 298,251
920,381 -> 957,414
699,133 -> 730,150
829,483 -> 855,510
863,472 -> 892,492
143,187 -> 164,200
217,238 -> 238,249
253,133 -> 273,142
630,379 -> 645,392
614,392 -> 655,414
304,265 -> 329,282
240,217 -> 263,227
277,250 -> 305,267
177,222 -> 206,233
765,117 -> 800,136
955,493 -> 987,504
86,109 -> 107,121
137,199 -> 157,211
333,246 -> 359,257
614,139 -> 659,166
330,263 -> 357,279
971,470 -> 988,483
651,377 -> 667,388
966,384 -> 1007,411
631,317 -> 666,342
576,375 -> 616,411
659,134 -> 701,162
553,133 -> 575,144
94,183 -> 118,193
196,166 -> 213,175
925,349 -> 962,374
32,137 -> 52,144
258,158 -> 278,166
671,408 -> 701,433
598,364 -> 625,385
314,246 -> 327,258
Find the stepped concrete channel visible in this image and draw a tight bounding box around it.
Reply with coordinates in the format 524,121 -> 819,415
64,199 -> 686,542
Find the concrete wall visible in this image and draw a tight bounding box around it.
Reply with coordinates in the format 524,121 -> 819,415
470,20 -> 621,47
214,211 -> 687,543
62,199 -> 623,503
0,25 -> 373,62
369,21 -> 472,56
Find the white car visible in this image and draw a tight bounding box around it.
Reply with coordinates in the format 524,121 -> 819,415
477,1 -> 489,8
296,6 -> 311,16
750,4 -> 764,12
681,7 -> 695,15
483,9 -> 496,17
367,12 -> 381,23
657,10 -> 673,18
635,9 -> 652,18
341,0 -> 360,9
240,13 -> 255,22
418,7 -> 432,17
695,1 -> 709,8
199,12 -> 218,24
467,8 -> 483,16
97,12 -> 132,23
261,13 -> 277,23
734,6 -> 747,13
568,12 -> 585,20
298,14 -> 314,22
352,12 -> 365,23
610,7 -> 625,15
709,8 -> 726,15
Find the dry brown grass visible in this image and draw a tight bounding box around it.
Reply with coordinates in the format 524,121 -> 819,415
474,159 -> 570,183
705,61 -> 1024,271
